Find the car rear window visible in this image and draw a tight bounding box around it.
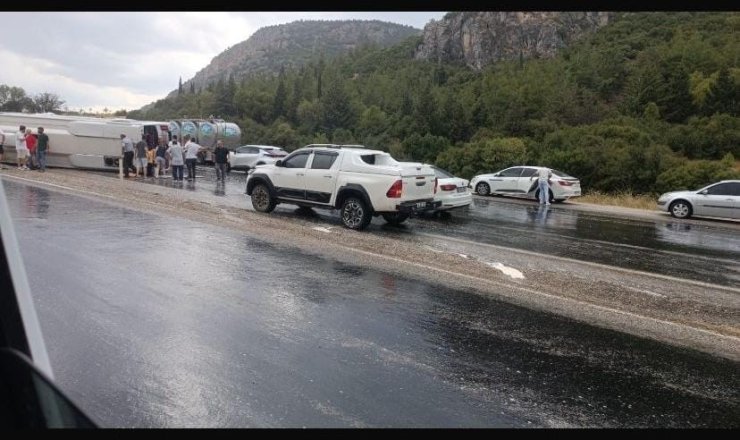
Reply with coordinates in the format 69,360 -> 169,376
433,167 -> 454,179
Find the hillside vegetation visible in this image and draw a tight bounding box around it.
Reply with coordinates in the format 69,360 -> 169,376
129,12 -> 740,195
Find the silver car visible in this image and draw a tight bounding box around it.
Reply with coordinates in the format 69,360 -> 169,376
470,166 -> 581,203
431,166 -> 472,211
228,145 -> 288,172
657,180 -> 740,219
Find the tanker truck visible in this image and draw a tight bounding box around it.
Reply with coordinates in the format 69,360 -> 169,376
167,118 -> 241,164
0,112 -> 169,170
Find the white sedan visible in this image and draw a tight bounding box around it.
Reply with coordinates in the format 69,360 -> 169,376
657,180 -> 740,219
470,166 -> 581,203
228,145 -> 288,172
431,166 -> 472,211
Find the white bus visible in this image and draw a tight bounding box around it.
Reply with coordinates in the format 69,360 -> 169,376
0,112 -> 170,170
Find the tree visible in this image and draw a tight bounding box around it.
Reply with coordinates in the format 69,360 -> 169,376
358,105 -> 389,138
412,83 -> 437,134
316,55 -> 325,100
321,79 -> 355,132
655,58 -> 695,123
0,85 -> 31,112
642,102 -> 661,122
272,71 -> 288,121
401,133 -> 450,164
189,82 -> 195,94
702,68 -> 739,116
296,99 -> 322,133
287,75 -> 303,124
32,92 -> 65,113
178,77 -> 183,95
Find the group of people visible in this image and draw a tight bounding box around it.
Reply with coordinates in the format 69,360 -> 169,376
0,125 -> 50,172
119,133 -> 230,182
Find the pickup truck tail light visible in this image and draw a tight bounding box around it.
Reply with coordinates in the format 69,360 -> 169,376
434,177 -> 438,194
386,180 -> 403,198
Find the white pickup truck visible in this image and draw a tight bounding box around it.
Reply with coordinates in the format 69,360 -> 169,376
245,144 -> 440,230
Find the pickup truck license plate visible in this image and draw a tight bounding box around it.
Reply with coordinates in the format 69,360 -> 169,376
416,202 -> 426,209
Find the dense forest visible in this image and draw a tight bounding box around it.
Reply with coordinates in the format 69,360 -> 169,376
130,12 -> 737,194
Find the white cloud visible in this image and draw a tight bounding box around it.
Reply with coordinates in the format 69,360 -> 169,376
0,12 -> 445,111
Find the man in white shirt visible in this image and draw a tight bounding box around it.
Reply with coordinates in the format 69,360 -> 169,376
182,135 -> 201,181
15,125 -> 28,170
535,167 -> 552,205
120,134 -> 135,177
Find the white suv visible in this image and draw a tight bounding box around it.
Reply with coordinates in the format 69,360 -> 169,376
245,144 -> 440,230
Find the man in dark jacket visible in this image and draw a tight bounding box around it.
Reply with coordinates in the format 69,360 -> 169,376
213,140 -> 229,181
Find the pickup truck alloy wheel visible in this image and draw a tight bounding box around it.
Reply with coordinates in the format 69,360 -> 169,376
476,182 -> 490,196
251,183 -> 276,213
341,197 -> 372,230
669,200 -> 692,219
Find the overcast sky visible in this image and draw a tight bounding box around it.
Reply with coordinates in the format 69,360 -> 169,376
0,11 -> 446,112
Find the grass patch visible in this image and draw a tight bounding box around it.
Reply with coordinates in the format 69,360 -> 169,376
574,191 -> 657,210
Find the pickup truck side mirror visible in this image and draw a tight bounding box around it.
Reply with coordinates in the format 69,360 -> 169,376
274,160 -> 282,167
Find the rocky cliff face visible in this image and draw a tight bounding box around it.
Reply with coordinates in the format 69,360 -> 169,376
174,20 -> 420,97
414,12 -> 613,69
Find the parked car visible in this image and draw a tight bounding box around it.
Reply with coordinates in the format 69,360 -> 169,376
431,166 -> 472,211
470,166 -> 581,203
228,145 -> 288,172
246,144 -> 440,230
657,180 -> 740,219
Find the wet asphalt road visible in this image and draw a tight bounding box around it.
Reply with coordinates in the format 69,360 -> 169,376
3,177 -> 739,428
98,166 -> 740,287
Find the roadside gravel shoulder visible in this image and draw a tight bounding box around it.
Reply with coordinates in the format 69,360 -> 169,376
2,168 -> 739,361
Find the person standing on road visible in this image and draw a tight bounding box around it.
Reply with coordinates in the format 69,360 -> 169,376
155,139 -> 167,177
213,140 -> 228,182
25,128 -> 37,170
146,144 -> 156,177
183,135 -> 201,181
121,134 -> 135,177
167,135 -> 179,174
166,138 -> 184,182
36,127 -> 50,172
15,125 -> 29,170
134,135 -> 148,178
0,127 -> 6,169
534,167 -> 552,205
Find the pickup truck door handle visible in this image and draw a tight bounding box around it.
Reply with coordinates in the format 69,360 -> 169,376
296,173 -> 304,176
324,175 -> 333,178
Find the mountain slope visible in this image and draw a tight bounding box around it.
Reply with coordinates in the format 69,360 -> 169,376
414,11 -> 613,69
173,20 -> 420,97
